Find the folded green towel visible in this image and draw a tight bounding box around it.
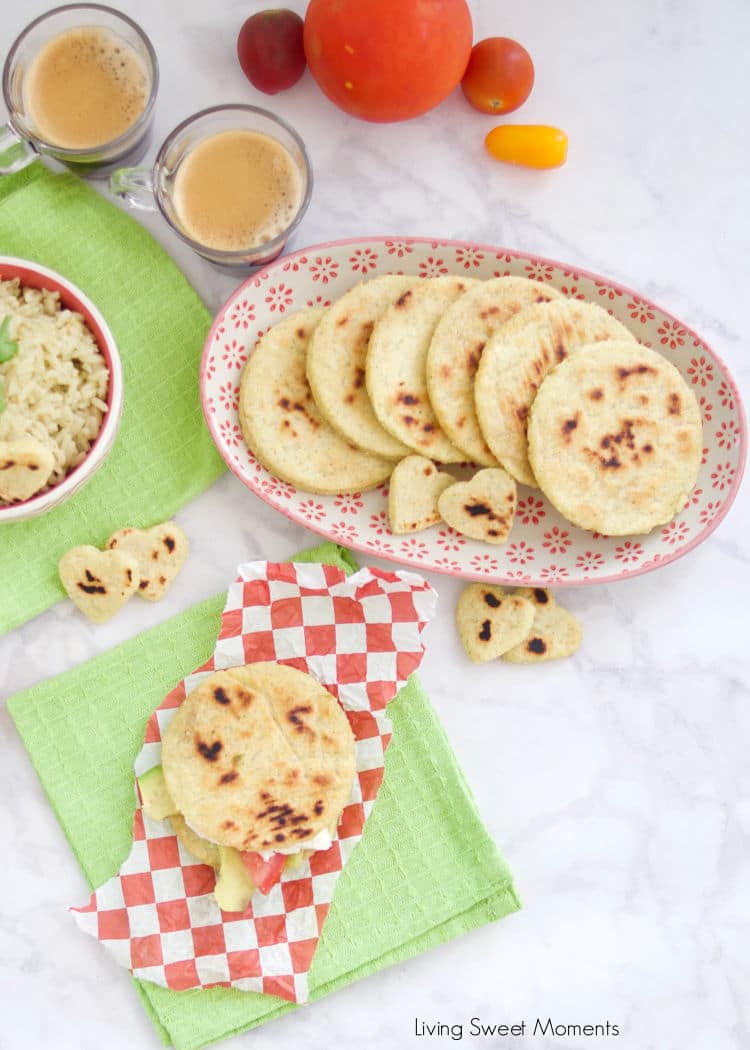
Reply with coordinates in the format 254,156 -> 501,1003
8,541 -> 520,1050
0,162 -> 226,635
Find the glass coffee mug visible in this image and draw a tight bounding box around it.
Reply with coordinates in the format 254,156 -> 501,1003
0,3 -> 158,178
111,105 -> 313,269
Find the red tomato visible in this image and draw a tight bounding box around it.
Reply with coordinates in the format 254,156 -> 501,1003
461,37 -> 534,115
303,0 -> 473,123
485,125 -> 568,169
239,850 -> 286,894
237,9 -> 306,95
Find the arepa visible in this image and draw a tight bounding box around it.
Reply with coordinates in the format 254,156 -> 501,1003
456,583 -> 535,662
366,275 -> 478,462
437,466 -> 517,544
239,308 -> 392,494
474,298 -> 636,486
306,274 -> 418,459
501,587 -> 583,663
387,454 -> 455,533
426,276 -> 563,466
161,663 -> 356,854
527,341 -> 703,535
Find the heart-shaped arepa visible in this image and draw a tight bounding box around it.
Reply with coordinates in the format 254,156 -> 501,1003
501,587 -> 583,663
0,437 -> 55,502
457,583 -> 535,662
388,454 -> 455,533
437,467 -> 517,544
106,521 -> 189,601
59,545 -> 139,624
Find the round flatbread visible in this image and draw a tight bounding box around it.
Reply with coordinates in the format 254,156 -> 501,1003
366,275 -> 478,462
527,341 -> 703,535
239,308 -> 392,494
306,275 -> 418,459
161,663 -> 357,853
426,277 -> 563,466
474,299 -> 636,486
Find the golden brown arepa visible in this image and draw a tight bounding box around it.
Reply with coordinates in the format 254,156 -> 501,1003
426,276 -> 563,466
239,307 -> 392,494
161,663 -> 356,854
527,342 -> 702,535
306,274 -> 418,459
366,275 -> 478,462
474,298 -> 635,486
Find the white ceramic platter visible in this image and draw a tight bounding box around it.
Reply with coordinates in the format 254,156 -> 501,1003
201,237 -> 746,586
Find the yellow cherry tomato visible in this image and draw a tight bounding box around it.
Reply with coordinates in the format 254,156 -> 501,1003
485,124 -> 568,169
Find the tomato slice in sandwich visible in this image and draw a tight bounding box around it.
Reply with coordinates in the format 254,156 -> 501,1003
239,850 -> 286,894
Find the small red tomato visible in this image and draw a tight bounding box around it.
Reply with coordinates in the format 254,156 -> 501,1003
237,9 -> 306,95
461,37 -> 534,115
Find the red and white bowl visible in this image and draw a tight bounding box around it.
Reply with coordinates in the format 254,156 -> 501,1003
0,257 -> 124,523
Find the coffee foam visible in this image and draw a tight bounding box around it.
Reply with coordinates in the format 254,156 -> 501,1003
172,129 -> 303,253
24,26 -> 149,149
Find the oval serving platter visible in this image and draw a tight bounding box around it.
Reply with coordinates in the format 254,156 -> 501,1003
201,237 -> 746,586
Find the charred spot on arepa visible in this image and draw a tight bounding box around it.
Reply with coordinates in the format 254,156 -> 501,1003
466,342 -> 485,372
465,500 -> 492,517
478,619 -> 492,641
288,703 -> 314,733
196,737 -> 223,762
484,591 -> 501,608
562,413 -> 580,440
527,637 -> 547,655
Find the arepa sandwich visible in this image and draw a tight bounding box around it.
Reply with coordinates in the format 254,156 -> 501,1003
138,662 -> 356,911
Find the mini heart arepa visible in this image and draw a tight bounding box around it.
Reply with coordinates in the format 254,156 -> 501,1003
437,467 -> 517,544
501,587 -> 583,663
0,437 -> 55,502
59,545 -> 139,624
388,454 -> 455,533
106,521 -> 189,601
457,583 -> 535,662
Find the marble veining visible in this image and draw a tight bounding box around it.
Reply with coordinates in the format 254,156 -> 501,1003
1,0 -> 748,1048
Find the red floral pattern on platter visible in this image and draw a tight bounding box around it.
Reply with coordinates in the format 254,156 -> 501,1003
200,237 -> 747,587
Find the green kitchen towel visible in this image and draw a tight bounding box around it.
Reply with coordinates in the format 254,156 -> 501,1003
0,162 -> 226,635
8,541 -> 520,1050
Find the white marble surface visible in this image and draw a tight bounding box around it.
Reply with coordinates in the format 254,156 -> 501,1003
1,0 -> 749,1047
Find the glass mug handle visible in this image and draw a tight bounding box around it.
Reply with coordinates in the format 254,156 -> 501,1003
110,167 -> 156,210
0,122 -> 38,175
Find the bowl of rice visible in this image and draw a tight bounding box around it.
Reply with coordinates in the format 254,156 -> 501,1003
0,257 -> 123,522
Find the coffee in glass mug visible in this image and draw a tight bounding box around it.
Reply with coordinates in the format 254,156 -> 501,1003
111,105 -> 313,268
24,25 -> 150,150
171,129 -> 304,253
0,4 -> 158,177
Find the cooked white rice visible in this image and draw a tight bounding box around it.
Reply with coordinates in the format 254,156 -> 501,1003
0,277 -> 109,503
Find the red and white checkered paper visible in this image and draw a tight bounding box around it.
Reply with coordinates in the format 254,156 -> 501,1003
72,560 -> 436,1003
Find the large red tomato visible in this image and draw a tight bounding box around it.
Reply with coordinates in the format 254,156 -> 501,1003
303,0 -> 473,123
